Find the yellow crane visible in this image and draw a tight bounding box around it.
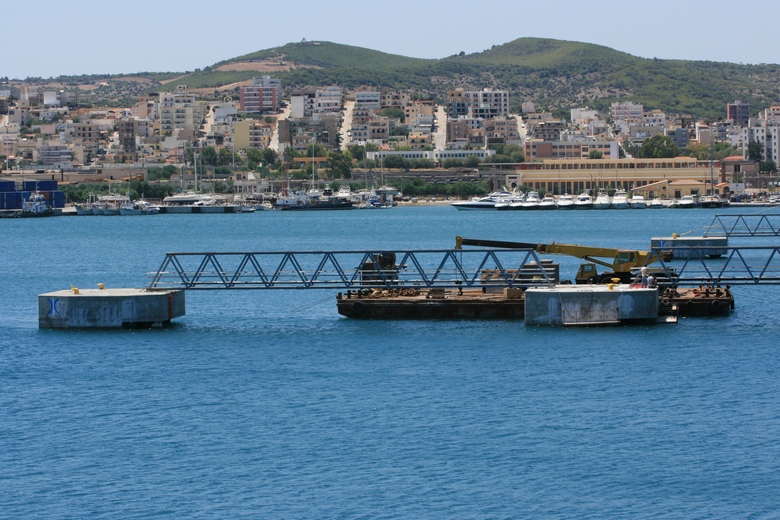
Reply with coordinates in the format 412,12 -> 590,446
455,236 -> 670,284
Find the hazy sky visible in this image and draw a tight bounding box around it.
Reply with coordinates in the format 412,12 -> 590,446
3,0 -> 779,79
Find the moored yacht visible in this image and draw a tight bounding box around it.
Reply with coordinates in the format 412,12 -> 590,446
611,189 -> 629,209
593,190 -> 611,209
628,193 -> 647,209
538,193 -> 557,209
520,191 -> 541,209
574,193 -> 593,209
557,193 -> 575,209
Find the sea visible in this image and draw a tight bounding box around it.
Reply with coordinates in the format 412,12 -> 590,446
2,205 -> 780,518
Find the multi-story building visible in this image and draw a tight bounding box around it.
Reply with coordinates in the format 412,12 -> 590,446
742,122 -> 779,163
380,90 -> 409,110
610,101 -> 644,123
727,100 -> 750,126
233,120 -> 274,150
665,127 -> 690,150
447,88 -> 509,119
158,87 -> 196,136
42,90 -> 68,107
239,76 -> 281,113
117,117 -> 151,155
532,120 -> 566,141
355,88 -> 381,110
314,86 -> 342,117
483,117 -> 520,146
524,139 -> 619,161
762,106 -> 780,124
40,144 -> 73,169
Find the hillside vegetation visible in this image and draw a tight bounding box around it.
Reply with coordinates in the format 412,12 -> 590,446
34,38 -> 780,119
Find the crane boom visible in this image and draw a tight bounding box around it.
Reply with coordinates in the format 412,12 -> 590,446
455,236 -> 667,282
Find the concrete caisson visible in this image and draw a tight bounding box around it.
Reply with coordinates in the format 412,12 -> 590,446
525,284 -> 658,326
39,288 -> 185,329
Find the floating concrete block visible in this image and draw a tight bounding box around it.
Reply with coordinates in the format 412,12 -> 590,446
39,288 -> 185,329
525,284 -> 658,326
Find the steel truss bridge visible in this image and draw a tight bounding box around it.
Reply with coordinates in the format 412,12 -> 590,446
704,213 -> 780,237
147,245 -> 780,291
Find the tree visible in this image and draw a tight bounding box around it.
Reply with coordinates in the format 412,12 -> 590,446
760,160 -> 777,173
463,155 -> 481,168
638,135 -> 681,158
589,150 -> 604,159
200,146 -> 218,166
747,140 -> 764,162
348,144 -> 366,162
260,148 -> 278,166
327,151 -> 353,179
379,107 -> 405,122
382,155 -> 409,169
390,126 -> 410,137
246,148 -> 263,166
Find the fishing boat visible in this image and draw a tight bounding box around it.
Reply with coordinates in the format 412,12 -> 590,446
120,200 -> 160,216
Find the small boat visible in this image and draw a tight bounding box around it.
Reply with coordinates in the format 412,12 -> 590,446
593,190 -> 611,209
557,193 -> 575,209
611,189 -> 629,209
628,194 -> 647,209
574,193 -> 593,210
538,193 -> 557,210
254,201 -> 274,211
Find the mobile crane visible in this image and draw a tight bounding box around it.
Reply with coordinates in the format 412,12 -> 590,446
455,236 -> 671,284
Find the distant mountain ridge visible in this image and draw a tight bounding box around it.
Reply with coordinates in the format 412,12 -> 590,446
27,38 -> 780,119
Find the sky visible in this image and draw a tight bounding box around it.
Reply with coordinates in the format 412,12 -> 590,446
2,0 -> 779,79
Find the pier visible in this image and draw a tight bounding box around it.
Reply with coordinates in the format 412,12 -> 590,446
41,239 -> 780,328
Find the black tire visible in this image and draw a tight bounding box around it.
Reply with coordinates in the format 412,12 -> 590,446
351,301 -> 367,317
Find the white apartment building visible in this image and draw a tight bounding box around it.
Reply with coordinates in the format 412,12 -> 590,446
610,101 -> 644,123
355,90 -> 381,110
314,86 -> 342,118
742,123 -> 779,163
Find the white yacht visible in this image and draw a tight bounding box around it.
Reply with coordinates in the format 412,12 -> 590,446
593,190 -> 611,209
520,191 -> 541,209
574,193 -> 594,210
538,193 -> 557,210
557,193 -> 575,209
678,195 -> 698,208
628,193 -> 647,209
611,189 -> 629,209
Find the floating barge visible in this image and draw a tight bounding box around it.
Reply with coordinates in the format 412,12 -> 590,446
337,284 -> 734,324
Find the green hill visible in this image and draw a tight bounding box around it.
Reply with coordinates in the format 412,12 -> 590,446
63,38 -> 780,120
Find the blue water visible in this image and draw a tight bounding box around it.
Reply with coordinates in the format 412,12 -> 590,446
3,207 -> 780,518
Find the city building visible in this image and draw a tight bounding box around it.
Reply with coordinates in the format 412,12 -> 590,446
727,100 -> 750,126
610,101 -> 644,123
239,76 -> 281,113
